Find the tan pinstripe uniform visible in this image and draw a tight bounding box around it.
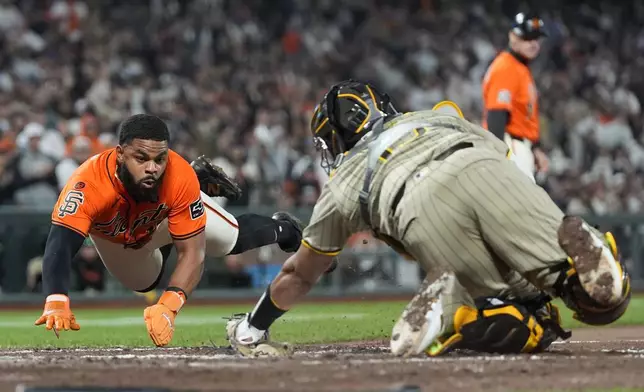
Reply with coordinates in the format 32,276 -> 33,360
302,110 -> 568,319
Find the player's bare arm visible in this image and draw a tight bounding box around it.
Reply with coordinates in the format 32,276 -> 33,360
268,246 -> 335,310
223,245 -> 336,357
533,146 -> 549,172
143,230 -> 206,347
168,231 -> 206,296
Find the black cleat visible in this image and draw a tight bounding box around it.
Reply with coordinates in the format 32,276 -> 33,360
191,155 -> 243,200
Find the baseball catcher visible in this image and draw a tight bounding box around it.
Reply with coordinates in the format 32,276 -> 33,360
225,80 -> 630,357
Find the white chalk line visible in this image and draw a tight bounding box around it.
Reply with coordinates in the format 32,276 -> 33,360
0,313 -> 365,328
6,351 -> 644,369
5,340 -> 644,368
3,339 -> 644,370
4,339 -> 643,355
552,339 -> 644,344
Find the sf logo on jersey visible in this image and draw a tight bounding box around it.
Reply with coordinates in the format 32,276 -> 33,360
58,190 -> 84,218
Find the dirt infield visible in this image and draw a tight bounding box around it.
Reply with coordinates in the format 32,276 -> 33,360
1,326 -> 644,392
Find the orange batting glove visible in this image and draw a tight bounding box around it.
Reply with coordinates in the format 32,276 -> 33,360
143,289 -> 186,347
34,294 -> 81,336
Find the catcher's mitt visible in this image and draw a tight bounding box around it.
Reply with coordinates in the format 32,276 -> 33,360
191,155 -> 243,200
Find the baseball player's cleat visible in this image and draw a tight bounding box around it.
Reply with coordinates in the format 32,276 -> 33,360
558,216 -> 623,306
225,313 -> 293,358
191,155 -> 243,200
390,272 -> 457,357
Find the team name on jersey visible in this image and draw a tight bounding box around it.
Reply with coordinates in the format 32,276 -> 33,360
93,204 -> 169,238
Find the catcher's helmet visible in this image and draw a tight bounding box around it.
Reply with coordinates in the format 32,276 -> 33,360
310,80 -> 398,173
511,12 -> 547,40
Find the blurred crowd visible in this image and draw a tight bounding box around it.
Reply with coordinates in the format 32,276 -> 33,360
0,0 -> 643,216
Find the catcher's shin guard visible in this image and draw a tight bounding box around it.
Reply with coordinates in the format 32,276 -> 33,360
427,298 -> 555,356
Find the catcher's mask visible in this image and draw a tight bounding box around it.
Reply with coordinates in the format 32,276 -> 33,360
556,233 -> 632,326
310,80 -> 398,174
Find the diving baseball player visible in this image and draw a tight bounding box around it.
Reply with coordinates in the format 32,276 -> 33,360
34,113 -> 319,347
225,80 -> 631,357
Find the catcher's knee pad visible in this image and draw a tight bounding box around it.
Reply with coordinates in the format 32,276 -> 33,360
429,298 -> 551,356
554,224 -> 631,326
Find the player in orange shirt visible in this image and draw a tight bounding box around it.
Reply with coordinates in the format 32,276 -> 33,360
33,114 -> 314,347
482,12 -> 550,182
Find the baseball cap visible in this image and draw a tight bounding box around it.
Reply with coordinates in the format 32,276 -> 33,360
511,12 -> 548,40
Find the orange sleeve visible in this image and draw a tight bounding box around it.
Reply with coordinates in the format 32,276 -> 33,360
51,180 -> 102,237
484,63 -> 520,112
167,166 -> 206,241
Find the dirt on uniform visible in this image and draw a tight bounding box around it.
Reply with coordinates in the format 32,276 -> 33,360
1,326 -> 644,392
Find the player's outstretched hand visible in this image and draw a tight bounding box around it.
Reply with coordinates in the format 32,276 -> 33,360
144,290 -> 185,347
34,294 -> 81,336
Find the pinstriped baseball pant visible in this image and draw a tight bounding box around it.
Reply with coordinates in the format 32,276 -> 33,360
395,145 -> 567,317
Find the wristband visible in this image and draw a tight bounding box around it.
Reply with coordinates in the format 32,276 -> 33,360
46,294 -> 69,303
166,286 -> 188,300
160,288 -> 187,313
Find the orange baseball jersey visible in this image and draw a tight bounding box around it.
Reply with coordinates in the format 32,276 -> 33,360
482,51 -> 539,142
52,148 -> 206,249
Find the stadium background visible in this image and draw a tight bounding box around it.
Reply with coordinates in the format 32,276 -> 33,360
0,0 -> 643,305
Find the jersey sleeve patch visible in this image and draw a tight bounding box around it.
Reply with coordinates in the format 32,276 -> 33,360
189,198 -> 205,220
496,89 -> 512,105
